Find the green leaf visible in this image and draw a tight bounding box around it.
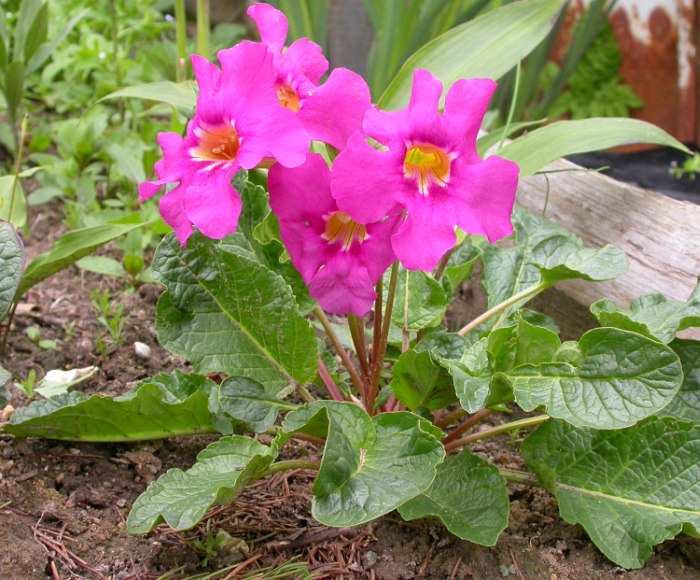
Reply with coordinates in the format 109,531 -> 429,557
25,9 -> 88,76
22,1 -> 48,64
3,59 -> 23,122
398,449 -> 509,546
532,235 -> 628,285
98,81 -> 197,111
2,371 -> 221,441
488,316 -> 562,372
476,119 -> 546,157
522,418 -> 700,569
379,0 -> 564,110
213,376 -> 298,433
590,279 -> 700,344
390,350 -> 457,412
481,208 -> 568,311
17,221 -> 147,296
0,174 -> 27,228
499,118 -> 690,177
154,233 -> 317,394
0,221 -> 23,320
0,365 -> 10,406
283,402 -> 445,526
76,256 -> 127,278
657,340 -> 700,424
440,237 -> 481,294
443,338 -> 493,413
504,328 -> 683,429
127,436 -> 276,534
392,269 -> 447,331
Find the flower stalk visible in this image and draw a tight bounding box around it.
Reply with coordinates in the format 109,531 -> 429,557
444,414 -> 550,452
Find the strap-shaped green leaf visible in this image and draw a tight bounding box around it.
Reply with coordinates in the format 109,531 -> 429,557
154,233 -> 317,394
522,418 -> 700,568
97,80 -> 197,111
503,328 -> 682,429
283,401 -> 445,526
0,221 -> 23,320
398,449 -> 509,546
379,0 -> 564,110
590,278 -> 700,344
17,221 -> 147,296
499,118 -> 689,177
127,436 -> 276,534
2,372 -> 222,441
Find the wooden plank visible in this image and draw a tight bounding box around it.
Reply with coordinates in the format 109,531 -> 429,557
516,159 -> 700,339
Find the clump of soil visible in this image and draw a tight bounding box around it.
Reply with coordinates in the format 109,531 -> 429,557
1,204 -> 698,579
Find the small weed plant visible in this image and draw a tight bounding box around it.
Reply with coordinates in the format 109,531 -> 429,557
1,0 -> 698,572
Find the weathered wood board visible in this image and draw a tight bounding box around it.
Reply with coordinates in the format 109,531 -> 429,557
516,159 -> 700,339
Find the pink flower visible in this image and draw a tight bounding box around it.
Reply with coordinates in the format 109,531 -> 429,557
268,154 -> 401,316
247,2 -> 371,150
331,69 -> 519,271
139,41 -> 310,244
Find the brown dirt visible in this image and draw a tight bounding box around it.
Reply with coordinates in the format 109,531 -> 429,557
1,204 -> 699,579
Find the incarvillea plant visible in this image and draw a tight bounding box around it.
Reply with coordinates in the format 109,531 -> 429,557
2,0 -> 697,571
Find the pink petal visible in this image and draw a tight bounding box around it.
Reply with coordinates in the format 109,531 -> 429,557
217,41 -> 279,113
443,78 -> 497,160
449,155 -> 519,242
184,171 -> 242,239
236,105 -> 310,169
310,254 -> 377,316
190,55 -> 222,101
247,3 -> 288,54
297,68 -> 371,150
331,132 -> 406,223
268,154 -> 335,283
406,69 -> 444,136
268,154 -> 336,221
392,195 -> 457,271
363,106 -> 409,145
360,214 -> 402,282
159,184 -> 194,244
284,38 -> 328,84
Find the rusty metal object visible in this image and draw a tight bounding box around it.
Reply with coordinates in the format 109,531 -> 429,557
560,0 -> 698,144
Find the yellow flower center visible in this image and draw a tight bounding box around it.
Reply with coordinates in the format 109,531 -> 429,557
403,143 -> 451,195
190,123 -> 240,163
322,211 -> 369,250
277,85 -> 300,112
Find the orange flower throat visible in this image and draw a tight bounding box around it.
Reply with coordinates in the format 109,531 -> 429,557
322,211 -> 369,250
404,143 -> 451,194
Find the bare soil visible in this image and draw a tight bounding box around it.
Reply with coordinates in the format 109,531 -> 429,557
1,204 -> 699,579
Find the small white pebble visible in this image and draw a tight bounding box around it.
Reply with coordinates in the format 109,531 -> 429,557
134,342 -> 151,360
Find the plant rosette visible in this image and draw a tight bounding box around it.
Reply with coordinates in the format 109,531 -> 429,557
4,1 -> 698,571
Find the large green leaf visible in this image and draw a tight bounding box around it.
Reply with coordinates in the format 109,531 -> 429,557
398,449 -> 509,546
499,118 -> 690,177
657,340 -> 700,424
17,221 -> 147,296
390,349 -> 457,412
392,270 -> 448,332
2,372 -> 221,441
0,221 -> 23,320
590,279 -> 700,344
154,233 -> 317,394
503,328 -> 682,429
98,81 -> 197,111
522,418 -> 700,569
532,235 -> 628,285
127,436 -> 276,534
213,375 -> 298,433
283,402 -> 445,526
481,208 -> 568,311
480,209 -> 625,326
379,0 -> 564,110
0,174 -> 27,228
443,338 -> 493,413
0,365 -> 10,406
